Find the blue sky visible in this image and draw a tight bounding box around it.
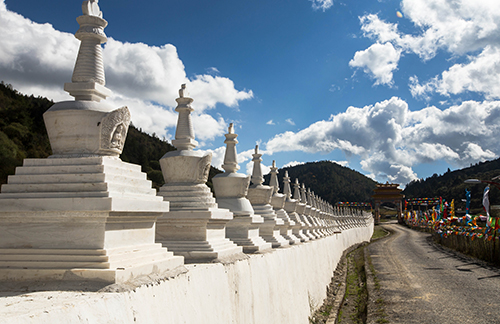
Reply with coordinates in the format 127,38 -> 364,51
2,0 -> 500,186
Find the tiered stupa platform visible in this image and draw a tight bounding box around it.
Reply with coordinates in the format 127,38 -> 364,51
0,1 -> 183,283
247,146 -> 289,248
156,85 -> 244,263
212,124 -> 272,253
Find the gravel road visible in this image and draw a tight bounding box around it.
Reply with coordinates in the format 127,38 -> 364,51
367,223 -> 500,324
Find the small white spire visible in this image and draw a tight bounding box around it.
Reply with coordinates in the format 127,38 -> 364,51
293,178 -> 301,201
172,84 -> 198,151
269,160 -> 279,193
64,0 -> 111,101
221,123 -> 239,173
251,145 -> 264,186
282,171 -> 292,200
300,183 -> 308,204
82,0 -> 103,17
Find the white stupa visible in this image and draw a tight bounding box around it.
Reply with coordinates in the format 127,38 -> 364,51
0,0 -> 183,283
292,179 -> 316,240
247,146 -> 289,248
309,189 -> 325,237
212,124 -> 272,253
282,172 -> 309,242
268,161 -> 301,245
301,184 -> 321,239
156,85 -> 244,263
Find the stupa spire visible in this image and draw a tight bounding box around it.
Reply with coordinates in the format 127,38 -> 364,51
64,0 -> 111,101
250,145 -> 264,186
282,171 -> 292,200
301,183 -> 308,205
221,123 -> 239,173
293,179 -> 301,201
269,160 -> 279,193
172,84 -> 198,151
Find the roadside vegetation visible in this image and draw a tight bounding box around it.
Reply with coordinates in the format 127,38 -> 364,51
309,225 -> 390,324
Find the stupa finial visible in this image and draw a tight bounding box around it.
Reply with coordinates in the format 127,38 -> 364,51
221,123 -> 239,173
64,0 -> 111,101
172,84 -> 198,151
250,145 -> 264,186
179,83 -> 189,98
82,0 -> 102,17
282,171 -> 292,200
269,160 -> 279,193
293,179 -> 301,201
301,183 -> 308,204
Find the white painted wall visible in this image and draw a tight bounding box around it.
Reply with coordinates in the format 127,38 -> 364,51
1,225 -> 373,324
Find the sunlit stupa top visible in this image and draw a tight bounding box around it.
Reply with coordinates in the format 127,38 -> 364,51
64,0 -> 111,102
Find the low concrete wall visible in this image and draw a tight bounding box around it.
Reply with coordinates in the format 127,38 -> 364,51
1,225 -> 373,324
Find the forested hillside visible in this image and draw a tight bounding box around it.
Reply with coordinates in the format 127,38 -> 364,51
0,82 -> 187,189
403,159 -> 500,212
264,161 -> 378,206
0,82 -> 52,183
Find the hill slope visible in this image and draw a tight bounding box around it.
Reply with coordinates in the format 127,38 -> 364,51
0,82 -> 181,188
403,159 -> 500,212
264,161 -> 378,206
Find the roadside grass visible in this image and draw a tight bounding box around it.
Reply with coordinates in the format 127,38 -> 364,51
366,252 -> 388,323
337,247 -> 367,324
371,226 -> 389,241
310,226 -> 392,324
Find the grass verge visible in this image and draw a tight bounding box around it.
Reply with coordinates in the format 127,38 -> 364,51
337,247 -> 368,324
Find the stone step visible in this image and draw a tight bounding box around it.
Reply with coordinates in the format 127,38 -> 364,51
0,182 -> 154,196
23,157 -> 142,173
108,250 -> 175,269
6,173 -> 151,189
0,191 -> 110,198
0,260 -> 110,269
0,248 -> 107,255
0,253 -> 109,262
15,164 -> 146,179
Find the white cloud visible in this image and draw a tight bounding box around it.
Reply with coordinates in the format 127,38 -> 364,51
192,113 -> 227,145
413,46 -> 500,100
201,146 -> 226,171
265,97 -> 500,184
285,118 -> 295,126
206,67 -> 220,75
349,42 -> 401,85
282,161 -> 305,168
330,160 -> 349,167
310,0 -> 333,11
0,1 -> 253,144
463,142 -> 496,161
352,0 -> 500,94
266,120 -> 275,125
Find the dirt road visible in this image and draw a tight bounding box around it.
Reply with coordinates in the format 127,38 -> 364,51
367,223 -> 500,324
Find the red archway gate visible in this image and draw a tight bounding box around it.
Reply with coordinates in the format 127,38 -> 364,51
372,183 -> 404,224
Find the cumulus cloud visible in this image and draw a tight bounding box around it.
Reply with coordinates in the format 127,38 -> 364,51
310,0 -> 333,11
282,161 -> 306,168
0,1 -> 252,145
265,97 -> 500,184
352,0 -> 500,93
411,46 -> 500,100
349,42 -> 401,86
331,160 -> 349,167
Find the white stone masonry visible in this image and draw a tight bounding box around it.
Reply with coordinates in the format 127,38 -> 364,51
212,124 -> 272,253
156,85 -> 244,263
0,0 -> 183,283
247,146 -> 289,248
269,162 -> 301,245
282,173 -> 309,242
